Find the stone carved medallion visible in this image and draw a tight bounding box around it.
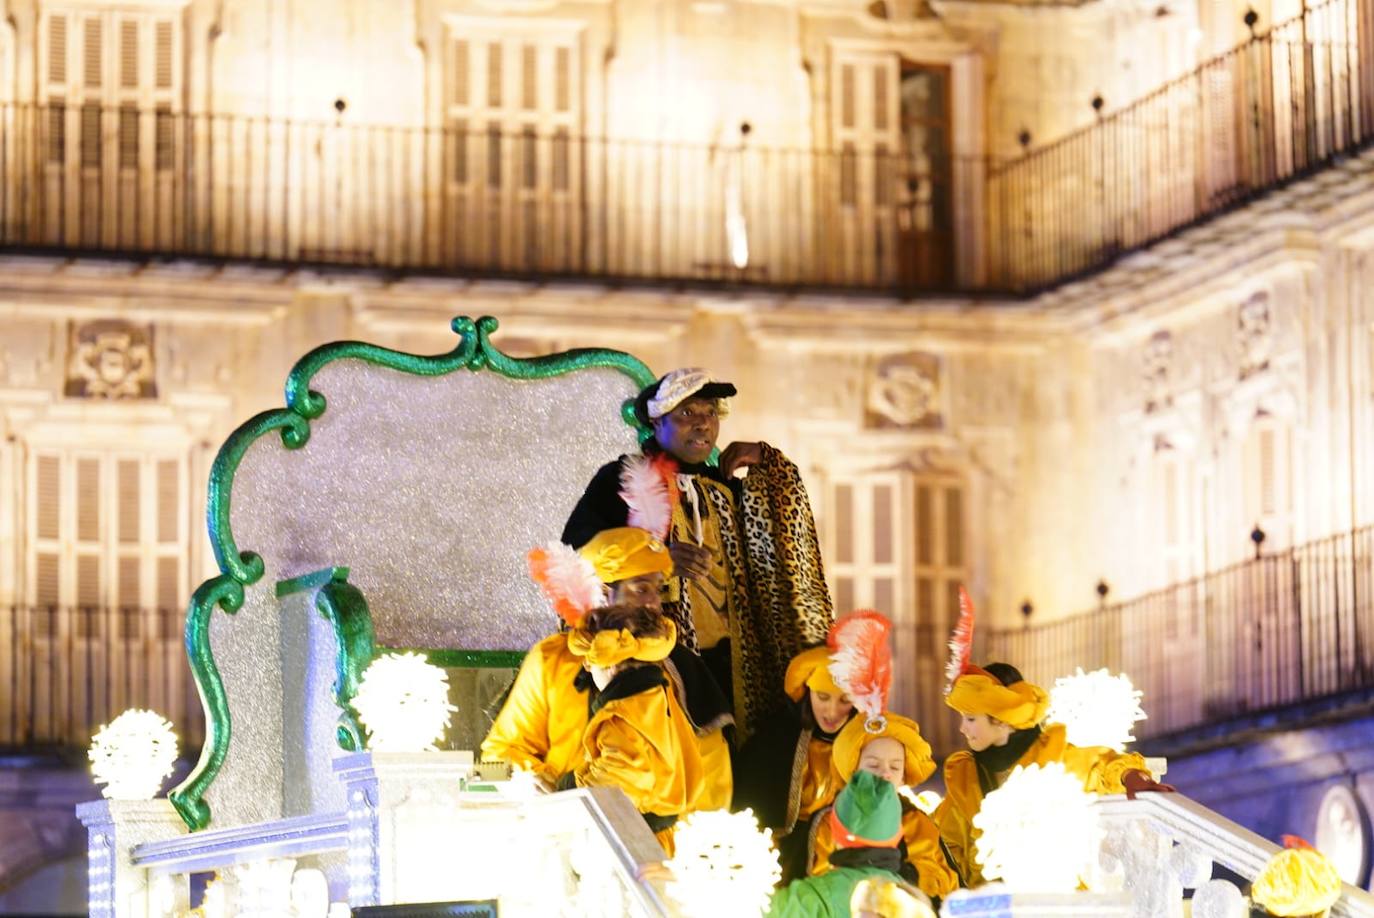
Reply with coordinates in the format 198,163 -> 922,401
865,352 -> 942,430
65,320 -> 156,399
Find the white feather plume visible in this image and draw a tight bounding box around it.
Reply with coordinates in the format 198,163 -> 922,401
619,454 -> 674,540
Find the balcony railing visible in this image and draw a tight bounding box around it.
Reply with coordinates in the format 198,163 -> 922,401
0,605 -> 203,750
985,526 -> 1374,742
0,0 -> 1370,293
0,105 -> 977,293
989,0 -> 1374,288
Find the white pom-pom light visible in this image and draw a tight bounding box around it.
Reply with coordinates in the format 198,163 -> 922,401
351,653 -> 456,752
666,809 -> 781,918
973,762 -> 1099,893
88,708 -> 178,800
1046,667 -> 1147,752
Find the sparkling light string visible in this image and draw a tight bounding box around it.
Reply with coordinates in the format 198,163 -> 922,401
1046,667 -> 1147,752
88,708 -> 179,800
665,809 -> 781,918
351,652 -> 457,752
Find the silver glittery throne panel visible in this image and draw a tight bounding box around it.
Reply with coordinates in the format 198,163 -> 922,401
233,363 -> 638,647
202,362 -> 640,827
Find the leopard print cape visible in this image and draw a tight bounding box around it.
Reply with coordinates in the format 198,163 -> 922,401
668,443 -> 833,741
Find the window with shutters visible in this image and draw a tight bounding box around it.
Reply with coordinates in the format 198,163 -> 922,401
1243,419 -> 1293,553
24,446 -> 188,619
440,18 -> 583,268
827,470 -> 966,750
830,54 -> 899,210
443,25 -> 580,193
1154,452 -> 1199,586
827,49 -> 954,287
39,7 -> 182,175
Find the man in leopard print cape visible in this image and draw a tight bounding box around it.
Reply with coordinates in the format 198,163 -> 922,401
562,368 -> 833,741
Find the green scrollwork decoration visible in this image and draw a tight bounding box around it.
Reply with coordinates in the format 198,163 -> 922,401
315,580 -> 377,752
172,315 -> 654,830
168,574 -> 247,831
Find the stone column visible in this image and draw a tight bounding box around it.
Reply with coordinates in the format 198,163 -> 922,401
76,799 -> 188,918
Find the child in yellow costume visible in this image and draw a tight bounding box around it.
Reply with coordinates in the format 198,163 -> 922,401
734,641 -> 856,881
568,602 -> 706,856
815,713 -> 959,902
936,588 -> 1173,888
480,527 -> 674,785
799,611 -> 958,903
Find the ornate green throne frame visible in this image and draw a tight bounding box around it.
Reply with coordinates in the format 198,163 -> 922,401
169,316 -> 653,831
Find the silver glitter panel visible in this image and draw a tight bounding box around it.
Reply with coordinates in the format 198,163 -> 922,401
230,364 -> 637,648
204,364 -> 636,826
205,582 -> 285,828
279,589 -> 349,819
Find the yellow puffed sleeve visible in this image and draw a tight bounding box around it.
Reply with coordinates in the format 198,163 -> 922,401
901,803 -> 960,900
1037,724 -> 1150,793
697,729 -> 734,811
935,751 -> 982,888
575,685 -> 707,819
480,632 -> 588,784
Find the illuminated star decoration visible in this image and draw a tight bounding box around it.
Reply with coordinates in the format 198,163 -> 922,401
88,708 -> 179,800
666,809 -> 781,918
351,652 -> 457,752
973,762 -> 1099,893
1046,667 -> 1147,752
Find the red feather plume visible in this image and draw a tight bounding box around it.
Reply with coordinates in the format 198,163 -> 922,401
944,585 -> 976,694
527,542 -> 605,628
826,610 -> 893,722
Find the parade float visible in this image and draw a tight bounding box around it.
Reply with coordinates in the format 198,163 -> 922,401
77,316 -> 1374,917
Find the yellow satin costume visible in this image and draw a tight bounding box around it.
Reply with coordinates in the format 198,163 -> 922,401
811,713 -> 958,901
936,722 -> 1149,887
479,631 -> 587,784
575,672 -> 707,856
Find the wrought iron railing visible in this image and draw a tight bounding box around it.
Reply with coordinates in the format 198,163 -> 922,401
1,0 -> 1371,294
0,605 -> 203,750
0,2 -> 1370,290
988,0 -> 1374,289
985,526 -> 1374,741
0,104 -> 976,292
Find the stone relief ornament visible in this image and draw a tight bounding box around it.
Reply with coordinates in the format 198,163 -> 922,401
1142,330 -> 1173,414
1237,290 -> 1272,379
65,320 -> 156,399
865,352 -> 942,430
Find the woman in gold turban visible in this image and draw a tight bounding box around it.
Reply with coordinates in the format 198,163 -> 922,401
937,661 -> 1172,887
733,640 -> 857,882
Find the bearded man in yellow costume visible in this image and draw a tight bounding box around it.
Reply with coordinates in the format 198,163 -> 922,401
482,526 -> 732,810
562,368 -> 832,739
567,601 -> 706,856
935,588 -> 1175,888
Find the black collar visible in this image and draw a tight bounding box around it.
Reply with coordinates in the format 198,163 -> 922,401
973,725 -> 1043,793
829,846 -> 904,874
589,665 -> 668,717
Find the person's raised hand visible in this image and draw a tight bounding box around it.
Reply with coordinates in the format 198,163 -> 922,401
719,441 -> 763,478
668,541 -> 712,581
